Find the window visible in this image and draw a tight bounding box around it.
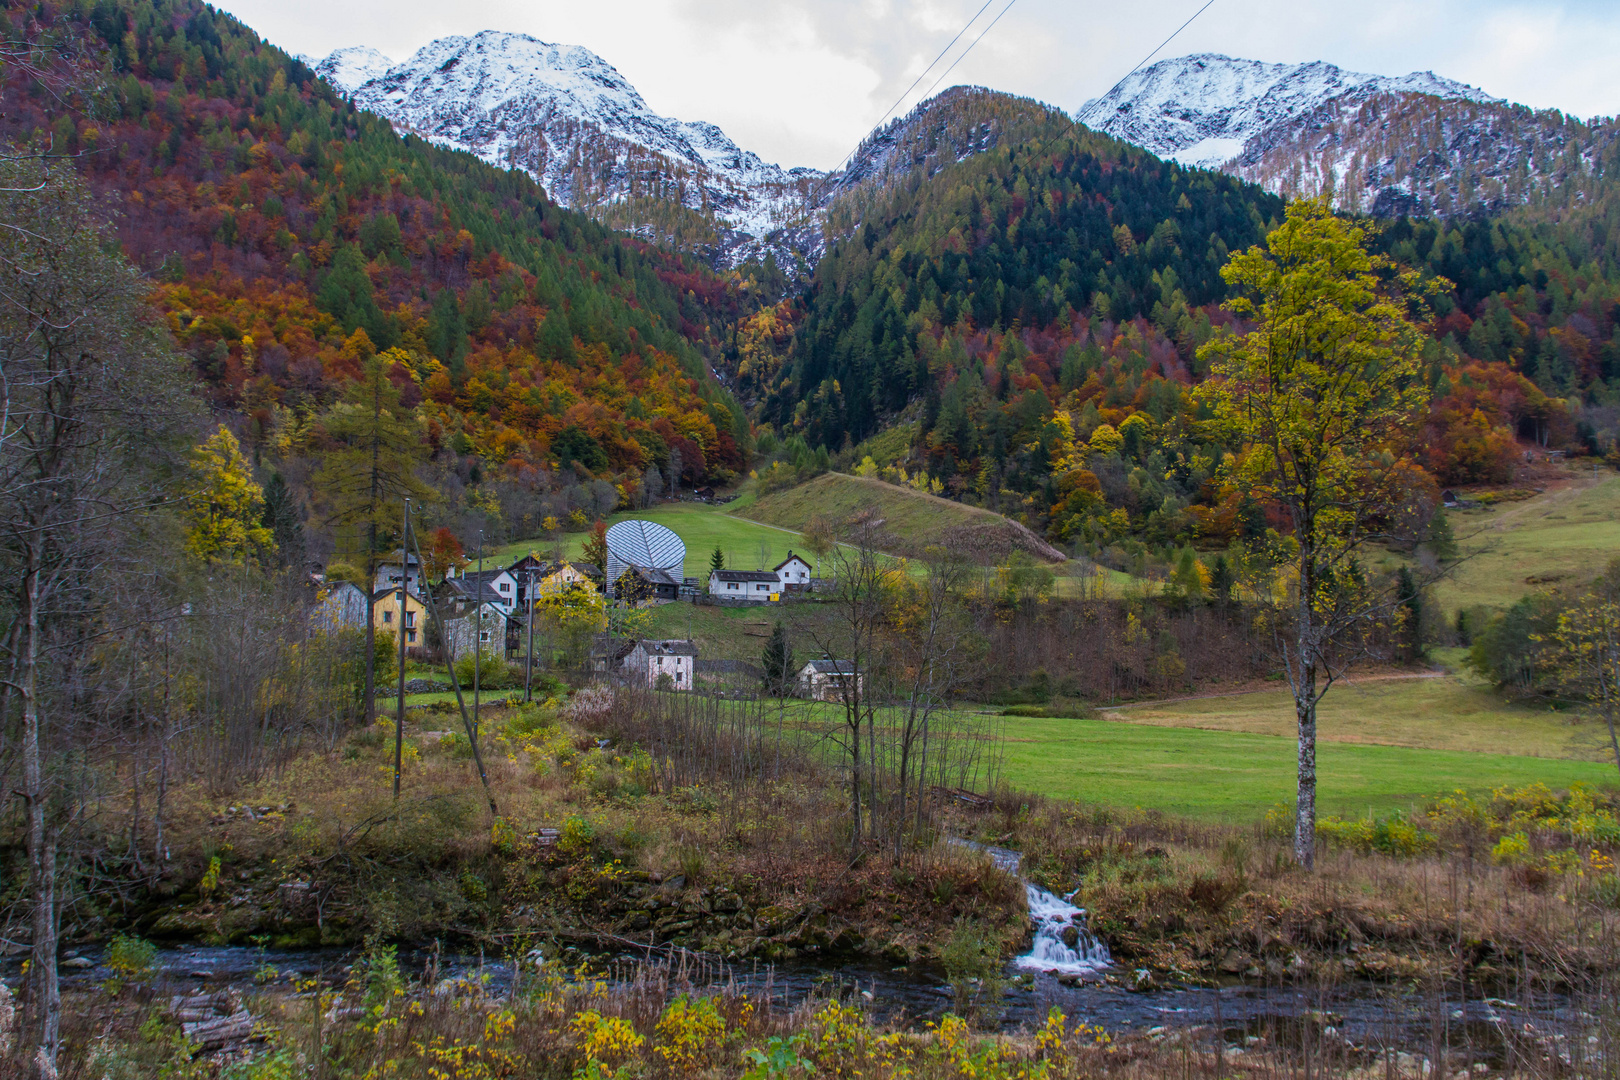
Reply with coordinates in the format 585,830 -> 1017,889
499,582 -> 510,592
728,582 -> 738,590
383,610 -> 393,624
405,612 -> 415,629
406,629 -> 416,643
480,630 -> 490,643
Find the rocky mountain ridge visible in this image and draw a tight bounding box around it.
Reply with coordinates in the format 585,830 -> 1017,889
318,36 -> 1614,263
317,32 -> 823,268
1079,53 -> 1614,218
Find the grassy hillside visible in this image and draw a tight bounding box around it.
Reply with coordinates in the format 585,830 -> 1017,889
493,501 -> 814,581
739,472 -> 1066,563
1434,471 -> 1620,616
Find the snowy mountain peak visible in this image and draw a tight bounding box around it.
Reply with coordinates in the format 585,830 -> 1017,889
314,46 -> 393,95
1078,53 -> 1497,168
319,30 -> 821,265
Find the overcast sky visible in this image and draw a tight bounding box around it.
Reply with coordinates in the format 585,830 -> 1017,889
216,0 -> 1620,172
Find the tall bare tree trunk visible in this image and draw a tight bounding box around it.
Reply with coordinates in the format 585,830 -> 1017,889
20,563 -> 60,1073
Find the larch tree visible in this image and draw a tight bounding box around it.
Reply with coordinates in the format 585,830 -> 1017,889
1197,197 -> 1438,869
181,425 -> 275,564
581,519 -> 609,581
310,348 -> 432,721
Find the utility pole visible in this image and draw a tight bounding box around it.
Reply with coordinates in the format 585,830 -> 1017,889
524,563 -> 537,703
394,498 -> 410,799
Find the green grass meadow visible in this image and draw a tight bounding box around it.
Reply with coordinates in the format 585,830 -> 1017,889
997,712 -> 1618,820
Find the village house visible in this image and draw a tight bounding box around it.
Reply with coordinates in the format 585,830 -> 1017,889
373,551 -> 425,597
373,587 -> 429,647
708,568 -> 780,602
443,566 -> 519,615
442,602 -> 509,660
506,553 -> 547,606
624,639 -> 697,689
310,580 -> 369,633
796,658 -> 864,702
772,551 -> 814,593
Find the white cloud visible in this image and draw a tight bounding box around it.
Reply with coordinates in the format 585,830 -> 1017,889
216,0 -> 1620,171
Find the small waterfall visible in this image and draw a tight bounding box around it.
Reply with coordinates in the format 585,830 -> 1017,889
1015,883 -> 1111,975
948,838 -> 1111,975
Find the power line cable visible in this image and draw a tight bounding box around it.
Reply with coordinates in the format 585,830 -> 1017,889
804,0 -> 1021,209
1087,0 -> 1218,120
867,0 -> 1000,141
1013,0 -> 1218,177
910,0 -> 1021,114
797,0 -> 1215,241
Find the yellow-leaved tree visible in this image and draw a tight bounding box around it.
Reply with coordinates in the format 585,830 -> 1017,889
1543,559 -> 1620,779
182,425 -> 274,563
1198,197 -> 1440,869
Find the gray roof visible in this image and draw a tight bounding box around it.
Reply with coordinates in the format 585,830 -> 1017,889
802,659 -> 857,675
443,577 -> 505,607
626,565 -> 681,587
639,638 -> 697,657
712,569 -> 780,583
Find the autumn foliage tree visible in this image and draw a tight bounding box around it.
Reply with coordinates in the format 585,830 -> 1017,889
181,425 -> 274,563
1198,197 -> 1438,869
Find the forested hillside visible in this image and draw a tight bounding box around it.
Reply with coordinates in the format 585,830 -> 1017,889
0,0 -> 753,546
763,101 -> 1620,558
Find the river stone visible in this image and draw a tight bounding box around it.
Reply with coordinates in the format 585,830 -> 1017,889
1218,948 -> 1249,974
60,957 -> 93,970
1060,926 -> 1081,949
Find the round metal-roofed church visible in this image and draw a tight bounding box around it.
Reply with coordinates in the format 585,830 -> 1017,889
604,519 -> 686,591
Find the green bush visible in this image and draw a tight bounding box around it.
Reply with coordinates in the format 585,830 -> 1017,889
453,653 -> 519,690
1316,812 -> 1437,857
103,933 -> 157,994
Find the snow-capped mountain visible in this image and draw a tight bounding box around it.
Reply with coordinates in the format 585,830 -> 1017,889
318,32 -> 823,267
315,46 -> 393,94
1079,54 -> 1496,169
1077,54 -> 1609,218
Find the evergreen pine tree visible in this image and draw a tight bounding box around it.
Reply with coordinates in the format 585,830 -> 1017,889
762,619 -> 793,696
1210,553 -> 1235,606
710,545 -> 725,576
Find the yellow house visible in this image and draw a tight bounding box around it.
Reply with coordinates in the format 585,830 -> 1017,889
539,562 -> 598,597
373,587 -> 430,647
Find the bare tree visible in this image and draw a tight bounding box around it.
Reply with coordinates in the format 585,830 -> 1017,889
892,543 -> 977,855
0,156 -> 196,1075
807,511 -> 893,860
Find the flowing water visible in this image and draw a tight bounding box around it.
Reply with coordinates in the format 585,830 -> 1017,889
4,839 -> 1595,1060
1014,883 -> 1111,975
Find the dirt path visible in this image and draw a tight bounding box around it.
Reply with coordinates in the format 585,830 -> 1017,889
1096,670 -> 1448,712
